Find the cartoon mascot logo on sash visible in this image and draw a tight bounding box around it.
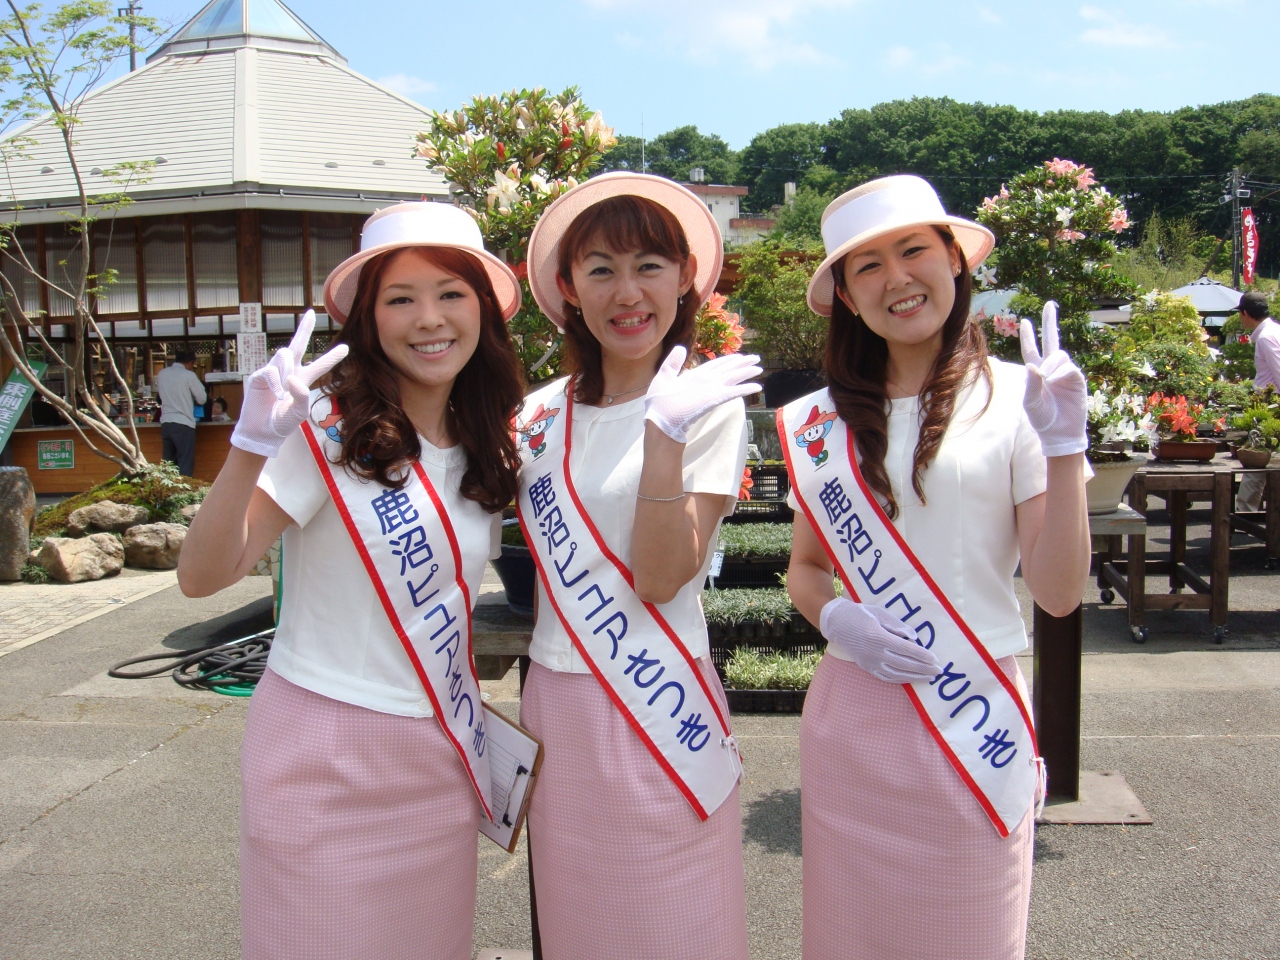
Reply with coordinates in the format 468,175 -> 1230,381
515,387 -> 742,821
302,394 -> 495,821
779,391 -> 1042,837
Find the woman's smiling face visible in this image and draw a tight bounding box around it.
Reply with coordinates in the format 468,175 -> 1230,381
558,239 -> 696,363
374,248 -> 482,393
836,226 -> 962,348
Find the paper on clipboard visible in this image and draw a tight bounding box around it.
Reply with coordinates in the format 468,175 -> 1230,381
479,704 -> 543,853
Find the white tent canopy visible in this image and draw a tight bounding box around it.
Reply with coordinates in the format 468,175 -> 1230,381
1167,277 -> 1242,316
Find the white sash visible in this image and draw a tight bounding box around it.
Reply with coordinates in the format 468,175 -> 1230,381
516,385 -> 741,820
302,397 -> 493,821
779,389 -> 1040,837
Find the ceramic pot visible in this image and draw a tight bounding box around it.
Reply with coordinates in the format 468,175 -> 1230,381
1153,440 -> 1218,462
491,543 -> 535,618
1237,447 -> 1273,469
1085,457 -> 1142,514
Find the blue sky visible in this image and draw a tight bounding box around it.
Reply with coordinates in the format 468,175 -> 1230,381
143,0 -> 1279,148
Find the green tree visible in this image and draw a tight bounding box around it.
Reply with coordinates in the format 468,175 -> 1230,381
736,122 -> 823,207
769,187 -> 831,247
0,0 -> 159,473
643,125 -> 738,185
596,133 -> 645,173
733,241 -> 826,370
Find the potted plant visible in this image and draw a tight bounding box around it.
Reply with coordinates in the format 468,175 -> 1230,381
1145,392 -> 1223,461
709,522 -> 793,588
721,648 -> 823,713
703,587 -> 823,712
1084,386 -> 1155,514
491,519 -> 535,618
1231,400 -> 1280,469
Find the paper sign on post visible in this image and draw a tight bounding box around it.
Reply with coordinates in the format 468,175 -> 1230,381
237,332 -> 268,375
239,302 -> 262,333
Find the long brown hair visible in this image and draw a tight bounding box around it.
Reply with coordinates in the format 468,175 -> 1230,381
825,227 -> 990,519
557,195 -> 700,403
323,246 -> 524,512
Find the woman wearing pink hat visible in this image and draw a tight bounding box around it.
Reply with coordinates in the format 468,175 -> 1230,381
178,202 -> 525,960
516,172 -> 761,959
778,175 -> 1092,959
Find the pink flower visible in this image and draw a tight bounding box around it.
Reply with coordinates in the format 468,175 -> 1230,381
1109,210 -> 1131,233
1075,167 -> 1097,190
1057,229 -> 1085,242
982,195 -> 999,212
1046,158 -> 1078,177
1000,185 -> 1010,198
992,311 -> 1019,338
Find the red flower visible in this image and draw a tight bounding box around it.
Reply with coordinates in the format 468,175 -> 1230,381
496,141 -> 506,161
512,261 -> 528,282
738,467 -> 754,501
560,137 -> 573,149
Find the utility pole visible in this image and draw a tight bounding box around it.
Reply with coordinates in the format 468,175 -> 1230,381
1231,167 -> 1241,289
640,115 -> 646,173
118,1 -> 140,72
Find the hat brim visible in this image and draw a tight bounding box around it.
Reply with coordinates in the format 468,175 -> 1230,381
806,217 -> 995,317
323,242 -> 522,325
527,172 -> 724,332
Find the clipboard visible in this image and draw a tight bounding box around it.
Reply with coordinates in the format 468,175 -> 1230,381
478,703 -> 544,853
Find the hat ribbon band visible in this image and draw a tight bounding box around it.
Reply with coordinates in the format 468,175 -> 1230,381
821,183 -> 949,256
361,207 -> 482,254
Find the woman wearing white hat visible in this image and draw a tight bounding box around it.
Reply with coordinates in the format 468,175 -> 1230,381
779,175 -> 1091,959
178,202 -> 525,960
516,172 -> 760,959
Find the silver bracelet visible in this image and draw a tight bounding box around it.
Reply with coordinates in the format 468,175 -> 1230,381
636,491 -> 686,502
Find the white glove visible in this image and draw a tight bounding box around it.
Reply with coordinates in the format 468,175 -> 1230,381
643,346 -> 762,443
231,310 -> 349,458
1019,301 -> 1088,458
819,597 -> 941,684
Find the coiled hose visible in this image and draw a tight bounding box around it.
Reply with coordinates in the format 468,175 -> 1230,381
108,629 -> 273,697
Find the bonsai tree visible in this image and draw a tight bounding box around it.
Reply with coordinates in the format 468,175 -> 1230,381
0,0 -> 159,473
415,87 -> 616,380
733,240 -> 826,371
976,158 -> 1135,359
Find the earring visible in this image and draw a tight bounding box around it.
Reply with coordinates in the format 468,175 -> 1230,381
678,294 -> 686,307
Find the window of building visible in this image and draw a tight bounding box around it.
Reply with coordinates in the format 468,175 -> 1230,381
1,226 -> 41,321
193,211 -> 239,309
262,211 -> 304,307
142,216 -> 189,313
92,220 -> 139,314
310,213 -> 353,305
44,227 -> 86,317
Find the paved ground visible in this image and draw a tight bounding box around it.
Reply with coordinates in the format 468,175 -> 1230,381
0,505 -> 1276,959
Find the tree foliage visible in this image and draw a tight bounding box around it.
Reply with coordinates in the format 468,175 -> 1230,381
732,241 -> 826,370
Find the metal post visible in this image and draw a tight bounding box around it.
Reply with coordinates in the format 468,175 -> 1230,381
1032,602 -> 1084,802
1231,167 -> 1241,289
117,2 -> 139,72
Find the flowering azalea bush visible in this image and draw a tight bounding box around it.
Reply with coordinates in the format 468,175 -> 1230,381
1087,385 -> 1157,455
976,159 -> 1135,335
415,87 -> 617,378
1145,392 -> 1224,441
972,306 -> 1022,362
694,293 -> 746,360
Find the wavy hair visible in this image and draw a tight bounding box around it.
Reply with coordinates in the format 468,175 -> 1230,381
824,227 -> 990,519
556,195 -> 700,403
322,246 -> 524,511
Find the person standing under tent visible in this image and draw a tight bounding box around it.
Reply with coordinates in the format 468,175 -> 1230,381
781,175 -> 1091,960
516,172 -> 760,960
156,348 -> 207,476
178,202 -> 525,960
1236,291 -> 1278,512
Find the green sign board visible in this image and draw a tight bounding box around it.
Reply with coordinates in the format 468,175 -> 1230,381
0,361 -> 48,451
37,438 -> 74,470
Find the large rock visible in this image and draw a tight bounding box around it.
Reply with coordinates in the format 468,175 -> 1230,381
38,534 -> 124,583
123,522 -> 186,569
66,500 -> 151,536
0,467 -> 37,581
180,503 -> 201,521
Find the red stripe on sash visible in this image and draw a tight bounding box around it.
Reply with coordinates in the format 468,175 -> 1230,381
302,425 -> 492,820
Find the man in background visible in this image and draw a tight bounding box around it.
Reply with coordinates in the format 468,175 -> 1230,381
155,349 -> 206,477
1236,292 -> 1278,512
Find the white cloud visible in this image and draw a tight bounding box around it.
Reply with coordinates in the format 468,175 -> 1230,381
1078,6 -> 1172,48
976,5 -> 1003,24
376,74 -> 438,98
883,43 -> 968,76
580,0 -> 858,70
885,45 -> 915,69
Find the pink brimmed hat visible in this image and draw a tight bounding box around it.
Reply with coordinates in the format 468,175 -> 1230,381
322,202 -> 521,325
527,171 -> 724,332
807,175 -> 995,317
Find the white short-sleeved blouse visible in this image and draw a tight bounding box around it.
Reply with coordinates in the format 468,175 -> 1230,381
257,424 -> 501,718
791,358 -> 1069,659
523,378 -> 749,673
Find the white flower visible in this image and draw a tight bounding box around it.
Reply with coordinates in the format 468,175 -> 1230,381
582,111 -> 616,148
1055,206 -> 1074,226
1139,360 -> 1156,377
1141,291 -> 1159,308
1088,390 -> 1111,420
529,173 -> 550,194
973,265 -> 997,288
486,168 -> 521,214
1083,260 -> 1096,275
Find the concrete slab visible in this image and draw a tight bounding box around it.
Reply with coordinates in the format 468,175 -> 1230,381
1039,770 -> 1153,825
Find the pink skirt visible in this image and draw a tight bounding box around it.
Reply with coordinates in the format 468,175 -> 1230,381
800,654 -> 1035,960
520,660 -> 750,960
240,669 -> 481,960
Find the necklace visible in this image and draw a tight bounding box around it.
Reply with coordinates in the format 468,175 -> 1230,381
603,384 -> 648,405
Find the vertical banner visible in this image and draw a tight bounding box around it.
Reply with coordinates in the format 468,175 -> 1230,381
1242,207 -> 1258,287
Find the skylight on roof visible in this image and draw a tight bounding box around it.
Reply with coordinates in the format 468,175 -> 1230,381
171,0 -> 319,43
246,0 -> 316,41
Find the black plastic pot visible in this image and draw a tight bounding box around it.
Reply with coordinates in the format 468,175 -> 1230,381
491,544 -> 536,618
725,688 -> 808,713
762,369 -> 825,408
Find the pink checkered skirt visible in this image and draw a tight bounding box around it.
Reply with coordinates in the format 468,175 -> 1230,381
520,659 -> 750,960
240,669 -> 481,960
801,654 -> 1035,960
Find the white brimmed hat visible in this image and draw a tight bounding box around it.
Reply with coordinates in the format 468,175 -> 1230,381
322,202 -> 521,325
807,175 -> 995,317
527,171 -> 724,332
